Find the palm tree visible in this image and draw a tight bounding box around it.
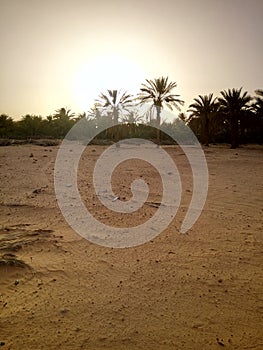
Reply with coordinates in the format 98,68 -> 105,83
53,107 -> 75,120
137,76 -> 184,144
188,94 -> 218,146
52,108 -> 75,138
121,111 -> 145,138
18,115 -> 43,138
95,89 -> 134,142
121,110 -> 144,125
218,88 -> 252,148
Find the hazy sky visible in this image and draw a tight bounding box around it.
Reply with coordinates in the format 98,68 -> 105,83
1,0 -> 262,119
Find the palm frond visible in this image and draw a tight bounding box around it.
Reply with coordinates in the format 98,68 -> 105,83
137,76 -> 184,113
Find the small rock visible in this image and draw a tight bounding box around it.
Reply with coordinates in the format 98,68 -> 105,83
216,338 -> 225,347
32,188 -> 41,194
37,280 -> 43,287
98,336 -> 107,341
60,308 -> 70,314
0,342 -> 5,346
29,153 -> 33,157
14,280 -> 19,286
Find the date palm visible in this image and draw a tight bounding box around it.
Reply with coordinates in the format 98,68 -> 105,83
218,88 -> 251,148
52,108 -> 75,138
121,110 -> 144,125
137,76 -> 184,144
53,107 -> 75,120
188,94 -> 218,146
95,89 -> 133,142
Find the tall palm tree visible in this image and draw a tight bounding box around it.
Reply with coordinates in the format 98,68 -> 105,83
188,94 -> 218,146
137,76 -> 184,144
218,88 -> 252,148
95,89 -> 134,142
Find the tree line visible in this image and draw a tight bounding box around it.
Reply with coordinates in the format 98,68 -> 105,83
0,77 -> 262,148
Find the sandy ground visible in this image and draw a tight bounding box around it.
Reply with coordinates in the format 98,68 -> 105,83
0,143 -> 262,350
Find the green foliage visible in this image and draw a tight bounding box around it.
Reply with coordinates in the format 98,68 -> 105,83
0,114 -> 14,137
17,115 -> 44,138
93,89 -> 135,142
188,94 -> 218,146
0,83 -> 262,147
218,88 -> 252,148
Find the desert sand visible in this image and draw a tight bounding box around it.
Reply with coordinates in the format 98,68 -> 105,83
0,143 -> 262,350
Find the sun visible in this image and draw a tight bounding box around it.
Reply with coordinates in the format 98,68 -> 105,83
72,54 -> 146,111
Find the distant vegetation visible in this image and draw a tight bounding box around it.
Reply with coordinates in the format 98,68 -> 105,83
0,79 -> 262,148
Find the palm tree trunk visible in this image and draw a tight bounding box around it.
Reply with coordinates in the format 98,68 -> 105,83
156,105 -> 161,145
240,116 -> 246,145
201,114 -> 210,146
230,114 -> 239,148
113,107 -> 119,143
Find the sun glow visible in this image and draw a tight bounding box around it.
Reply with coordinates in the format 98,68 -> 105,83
72,54 -> 147,111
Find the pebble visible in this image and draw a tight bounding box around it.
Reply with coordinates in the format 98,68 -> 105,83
60,308 -> 70,314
